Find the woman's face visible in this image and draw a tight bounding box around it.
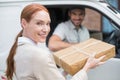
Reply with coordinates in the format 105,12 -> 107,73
22,10 -> 51,43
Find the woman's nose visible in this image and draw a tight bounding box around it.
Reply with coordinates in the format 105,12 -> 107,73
42,25 -> 50,31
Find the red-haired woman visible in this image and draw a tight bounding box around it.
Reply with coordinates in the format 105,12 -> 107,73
6,3 -> 105,80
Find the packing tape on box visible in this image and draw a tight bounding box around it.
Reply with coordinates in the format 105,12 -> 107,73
58,40 -> 101,67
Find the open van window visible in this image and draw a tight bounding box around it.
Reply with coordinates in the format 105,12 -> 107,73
46,5 -> 119,40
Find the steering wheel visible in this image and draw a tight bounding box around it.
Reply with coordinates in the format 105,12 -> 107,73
105,30 -> 116,45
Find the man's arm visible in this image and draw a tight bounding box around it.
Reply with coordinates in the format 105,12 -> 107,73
48,34 -> 74,52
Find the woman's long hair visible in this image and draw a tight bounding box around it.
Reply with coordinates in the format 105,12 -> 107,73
6,30 -> 22,80
6,3 -> 49,80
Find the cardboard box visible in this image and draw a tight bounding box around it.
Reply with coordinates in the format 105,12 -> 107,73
53,38 -> 115,75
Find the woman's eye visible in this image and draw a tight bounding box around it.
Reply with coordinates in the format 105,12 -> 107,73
36,22 -> 42,25
47,23 -> 50,26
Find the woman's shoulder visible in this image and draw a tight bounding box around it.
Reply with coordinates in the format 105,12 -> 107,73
16,44 -> 50,61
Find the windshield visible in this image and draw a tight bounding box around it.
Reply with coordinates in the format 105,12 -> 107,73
106,0 -> 120,14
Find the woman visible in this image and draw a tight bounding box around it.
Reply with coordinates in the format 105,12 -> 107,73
6,3 -> 105,80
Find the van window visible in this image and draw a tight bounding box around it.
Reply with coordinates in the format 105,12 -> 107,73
46,5 -> 120,58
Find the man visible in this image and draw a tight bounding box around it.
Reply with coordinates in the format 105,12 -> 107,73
48,7 -> 90,51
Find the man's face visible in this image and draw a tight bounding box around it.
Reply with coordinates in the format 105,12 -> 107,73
69,9 -> 85,27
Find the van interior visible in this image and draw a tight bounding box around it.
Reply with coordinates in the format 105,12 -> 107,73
45,5 -> 120,58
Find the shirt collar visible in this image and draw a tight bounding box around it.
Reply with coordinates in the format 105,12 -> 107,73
18,36 -> 37,46
68,20 -> 75,29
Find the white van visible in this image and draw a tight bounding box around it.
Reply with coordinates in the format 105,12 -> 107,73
0,0 -> 120,80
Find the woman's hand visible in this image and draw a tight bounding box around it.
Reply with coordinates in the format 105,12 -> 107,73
82,53 -> 106,72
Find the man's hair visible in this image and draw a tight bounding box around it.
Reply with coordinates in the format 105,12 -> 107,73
69,7 -> 85,12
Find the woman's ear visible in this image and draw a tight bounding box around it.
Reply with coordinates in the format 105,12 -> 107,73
21,18 -> 27,29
